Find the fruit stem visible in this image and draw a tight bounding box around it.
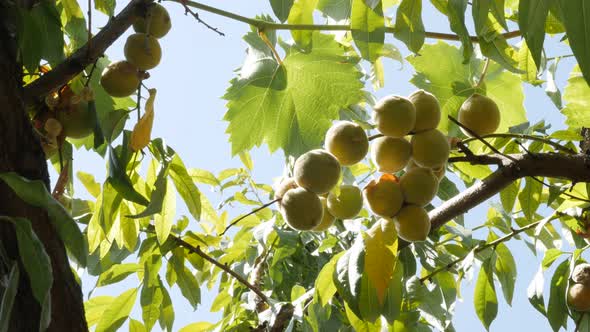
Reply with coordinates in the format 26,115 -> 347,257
474,58 -> 490,89
461,133 -> 576,154
449,115 -> 518,163
220,198 -> 280,236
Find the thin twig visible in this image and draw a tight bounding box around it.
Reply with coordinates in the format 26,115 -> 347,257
170,0 -> 521,43
419,218 -> 547,283
221,199 -> 280,236
179,1 -> 225,36
144,225 -> 271,304
84,60 -> 99,87
449,115 -> 518,162
461,133 -> 576,154
52,160 -> 70,200
529,176 -> 590,203
259,29 -> 282,65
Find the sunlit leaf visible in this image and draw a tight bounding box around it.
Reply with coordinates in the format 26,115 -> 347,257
393,0 -> 424,54
474,256 -> 498,330
351,0 -> 385,61
0,172 -> 87,266
547,259 -> 569,331
559,0 -> 590,86
223,31 -> 363,156
95,288 -> 138,332
518,0 -> 550,68
287,0 -> 319,50
130,89 -> 157,152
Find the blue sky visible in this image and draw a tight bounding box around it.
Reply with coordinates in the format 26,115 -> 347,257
62,1 -> 582,331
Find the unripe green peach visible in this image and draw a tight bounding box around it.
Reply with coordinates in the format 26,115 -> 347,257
394,205 -> 431,242
280,187 -> 323,231
457,94 -> 501,137
373,95 -> 416,137
100,60 -> 140,98
363,174 -> 403,218
371,136 -> 412,173
327,185 -> 363,219
400,168 -> 439,206
568,283 -> 590,312
124,33 -> 162,70
294,149 -> 341,194
410,129 -> 449,168
274,177 -> 298,200
573,263 -> 590,285
44,118 -> 62,137
325,121 -> 368,166
133,3 -> 172,38
408,89 -> 441,132
57,101 -> 95,138
313,197 -> 336,231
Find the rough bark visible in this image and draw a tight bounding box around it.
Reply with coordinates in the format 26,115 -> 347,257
0,3 -> 87,332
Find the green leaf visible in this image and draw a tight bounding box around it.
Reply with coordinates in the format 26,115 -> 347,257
472,0 -> 491,36
223,31 -> 363,155
101,109 -> 131,143
500,179 -> 519,213
85,296 -> 115,327
491,237 -> 517,305
287,0 -> 319,50
16,2 -> 65,71
96,263 -> 142,287
545,57 -> 563,110
318,0 -> 352,20
172,258 -> 201,309
518,0 -> 550,68
179,322 -> 215,332
315,251 -> 344,306
547,259 -> 569,331
478,17 -> 521,73
518,41 -> 543,85
108,147 -> 149,206
351,0 -> 385,61
129,319 -> 147,332
189,168 -> 220,187
393,0 -> 424,54
0,264 -> 19,332
562,65 -> 590,128
141,282 -> 163,331
473,256 -> 498,330
155,179 -> 176,244
0,216 -> 52,314
527,267 -> 546,316
447,0 -> 473,62
270,0 -> 294,22
381,262 -> 403,323
408,42 -> 526,137
94,0 -> 115,16
333,236 -> 365,318
158,280 -> 175,331
96,288 -> 138,332
0,172 -> 87,266
558,0 -> 590,86
518,177 -> 542,221
169,155 -> 201,221
490,0 -> 508,30
542,249 -> 564,270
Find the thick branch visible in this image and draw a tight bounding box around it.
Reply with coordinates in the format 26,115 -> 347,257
173,0 -> 520,42
23,0 -> 153,103
430,152 -> 590,232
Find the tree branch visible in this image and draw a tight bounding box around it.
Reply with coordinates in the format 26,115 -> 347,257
172,0 -> 520,42
429,153 -> 590,234
23,0 -> 154,103
419,217 -> 548,283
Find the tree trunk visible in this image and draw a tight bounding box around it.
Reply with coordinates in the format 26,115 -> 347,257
0,5 -> 88,332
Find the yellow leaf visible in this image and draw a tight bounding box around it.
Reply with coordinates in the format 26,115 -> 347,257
364,218 -> 398,305
130,88 -> 157,151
